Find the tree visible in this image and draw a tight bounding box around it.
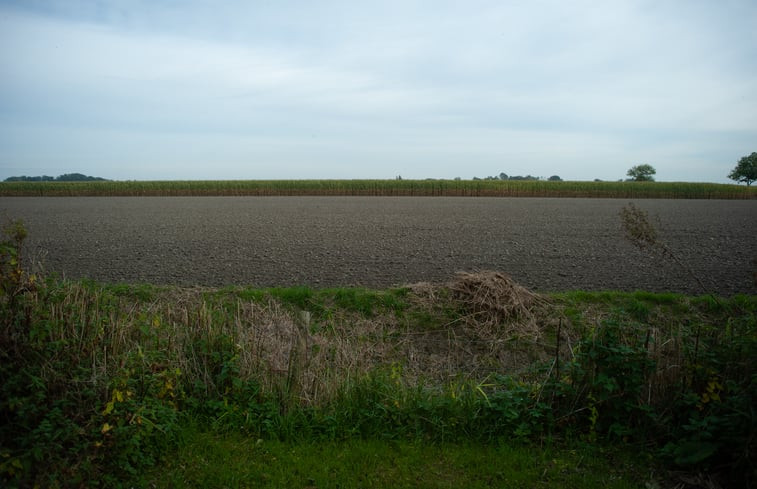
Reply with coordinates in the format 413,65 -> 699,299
548,175 -> 562,181
626,164 -> 656,182
4,173 -> 107,182
728,152 -> 757,186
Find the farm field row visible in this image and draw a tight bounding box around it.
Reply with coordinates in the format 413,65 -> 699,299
3,196 -> 755,296
1,178 -> 756,198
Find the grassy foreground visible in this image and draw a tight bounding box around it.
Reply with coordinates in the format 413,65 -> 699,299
2,230 -> 755,489
146,431 -> 646,488
1,178 -> 756,198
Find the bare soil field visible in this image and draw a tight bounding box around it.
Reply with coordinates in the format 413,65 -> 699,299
2,197 -> 755,295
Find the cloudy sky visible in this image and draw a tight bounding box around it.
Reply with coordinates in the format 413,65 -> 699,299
1,1 -> 755,182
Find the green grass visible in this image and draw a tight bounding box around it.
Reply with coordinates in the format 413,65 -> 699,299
554,290 -> 683,305
1,179 -> 755,198
217,285 -> 409,321
144,429 -> 648,489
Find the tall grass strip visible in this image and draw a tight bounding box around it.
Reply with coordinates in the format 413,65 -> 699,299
1,179 -> 755,198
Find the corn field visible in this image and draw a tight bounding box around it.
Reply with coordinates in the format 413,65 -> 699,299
1,179 -> 755,198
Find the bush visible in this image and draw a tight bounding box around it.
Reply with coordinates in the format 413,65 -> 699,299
537,312 -> 756,487
0,222 -> 182,487
556,321 -> 656,440
659,318 -> 757,485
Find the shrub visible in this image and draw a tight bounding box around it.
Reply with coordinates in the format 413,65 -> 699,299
548,321 -> 656,440
0,223 -> 182,487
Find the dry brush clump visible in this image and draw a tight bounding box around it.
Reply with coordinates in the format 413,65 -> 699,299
447,270 -> 547,339
619,202 -> 712,295
398,271 -> 559,385
619,202 -> 662,253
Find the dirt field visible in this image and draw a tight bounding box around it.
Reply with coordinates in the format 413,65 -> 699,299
2,197 -> 755,296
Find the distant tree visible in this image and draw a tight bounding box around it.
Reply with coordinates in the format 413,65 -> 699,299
58,173 -> 86,181
4,173 -> 107,182
471,173 -> 543,181
728,152 -> 757,186
626,164 -> 656,182
507,175 -> 539,181
5,175 -> 54,182
548,175 -> 562,181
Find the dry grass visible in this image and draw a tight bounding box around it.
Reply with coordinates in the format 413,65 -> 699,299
448,270 -> 547,339
619,202 -> 662,253
211,278 -> 552,403
620,202 -> 712,296
39,271 -> 723,414
38,272 -> 556,408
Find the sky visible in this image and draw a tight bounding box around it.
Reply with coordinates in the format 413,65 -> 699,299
1,1 -> 755,182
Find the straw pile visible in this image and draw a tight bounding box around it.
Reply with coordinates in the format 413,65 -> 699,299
448,270 -> 545,338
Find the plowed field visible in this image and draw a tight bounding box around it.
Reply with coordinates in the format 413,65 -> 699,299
3,197 -> 755,295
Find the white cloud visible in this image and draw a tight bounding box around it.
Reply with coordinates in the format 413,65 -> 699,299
1,1 -> 756,182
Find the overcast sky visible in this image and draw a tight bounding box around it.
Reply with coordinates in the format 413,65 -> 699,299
1,0 -> 755,182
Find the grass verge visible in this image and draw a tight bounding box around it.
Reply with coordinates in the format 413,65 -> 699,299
144,428 -> 647,489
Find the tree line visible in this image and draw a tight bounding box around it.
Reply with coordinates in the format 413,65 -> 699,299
628,152 -> 757,186
5,153 -> 755,186
472,173 -> 562,181
473,152 -> 757,186
4,173 -> 108,182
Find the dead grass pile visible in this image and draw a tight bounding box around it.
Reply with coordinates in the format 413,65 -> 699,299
448,270 -> 546,339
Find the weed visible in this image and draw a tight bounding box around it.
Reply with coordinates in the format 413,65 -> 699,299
620,203 -> 712,295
